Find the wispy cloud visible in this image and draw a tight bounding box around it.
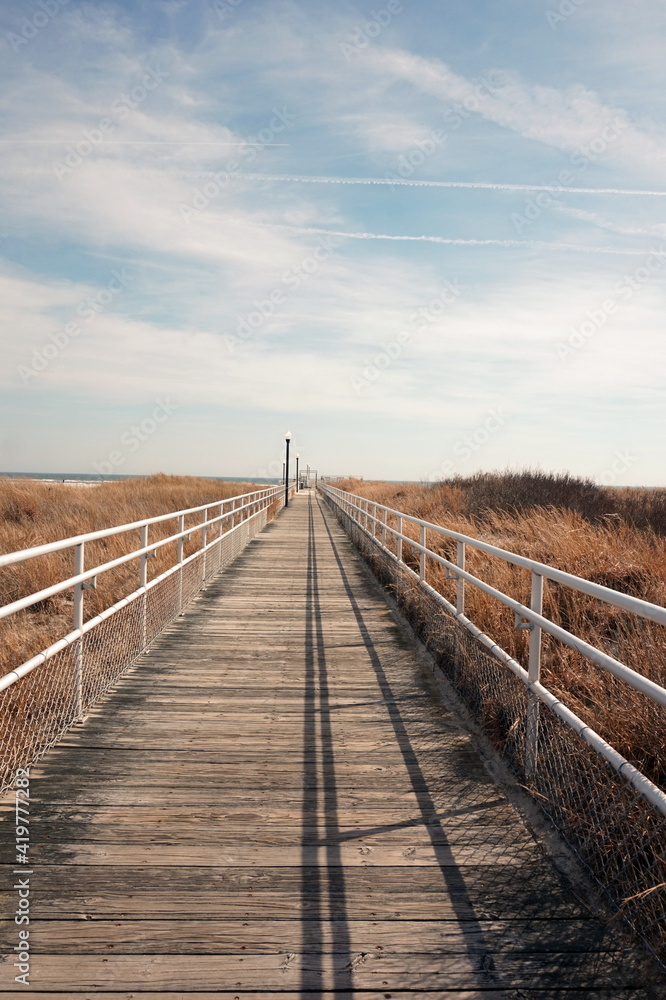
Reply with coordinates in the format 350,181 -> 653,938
364,46 -> 666,175
0,0 -> 664,482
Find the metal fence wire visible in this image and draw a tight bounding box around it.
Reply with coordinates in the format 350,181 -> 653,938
319,484 -> 666,977
0,487 -> 287,790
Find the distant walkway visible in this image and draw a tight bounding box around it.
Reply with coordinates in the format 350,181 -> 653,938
0,490 -> 641,996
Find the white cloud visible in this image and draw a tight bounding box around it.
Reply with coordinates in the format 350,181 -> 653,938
364,47 -> 666,176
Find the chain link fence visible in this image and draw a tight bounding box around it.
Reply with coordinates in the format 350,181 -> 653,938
0,497 -> 277,791
321,488 -> 666,981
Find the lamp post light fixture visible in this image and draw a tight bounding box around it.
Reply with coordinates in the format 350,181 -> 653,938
295,453 -> 300,492
284,431 -> 291,507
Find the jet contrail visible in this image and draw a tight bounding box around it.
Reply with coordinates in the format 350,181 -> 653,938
0,140 -> 289,146
266,223 -> 662,255
186,172 -> 666,198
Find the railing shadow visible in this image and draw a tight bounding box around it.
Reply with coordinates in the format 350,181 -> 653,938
300,492 -> 353,995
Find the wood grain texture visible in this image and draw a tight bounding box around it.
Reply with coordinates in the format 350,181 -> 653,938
0,492 -> 644,996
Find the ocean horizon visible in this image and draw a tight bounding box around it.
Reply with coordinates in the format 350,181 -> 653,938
0,472 -> 283,485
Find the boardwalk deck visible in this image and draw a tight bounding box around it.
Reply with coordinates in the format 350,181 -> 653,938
0,491 -> 650,996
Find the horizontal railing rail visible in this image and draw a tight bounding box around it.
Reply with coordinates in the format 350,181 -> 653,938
0,488 -> 279,621
0,487 -> 284,570
0,482 -> 295,785
319,483 -> 666,814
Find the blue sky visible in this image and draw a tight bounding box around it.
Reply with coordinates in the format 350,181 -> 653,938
0,0 -> 664,483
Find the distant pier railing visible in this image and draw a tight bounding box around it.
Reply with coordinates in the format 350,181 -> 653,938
0,483 -> 295,788
319,481 -> 666,971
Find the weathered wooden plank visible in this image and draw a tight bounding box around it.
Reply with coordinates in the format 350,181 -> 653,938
45,735 -> 460,752
0,802 -> 514,826
1,821 -> 525,847
0,918 -> 620,954
0,865 -> 588,922
22,745 -> 480,762
0,992 -> 525,1000
0,893 -> 581,922
21,840 -> 540,866
22,757 -> 483,780
0,862 -> 571,893
0,952 -> 642,992
23,788 -> 494,808
21,758 -> 483,782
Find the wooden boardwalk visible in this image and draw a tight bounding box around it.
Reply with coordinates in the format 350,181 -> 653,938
0,490 -> 647,997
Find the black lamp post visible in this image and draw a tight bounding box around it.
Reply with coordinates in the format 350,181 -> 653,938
284,431 -> 291,507
295,453 -> 300,492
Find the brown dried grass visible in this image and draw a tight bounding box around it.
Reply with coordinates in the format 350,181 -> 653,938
334,473 -> 666,789
0,474 -> 271,677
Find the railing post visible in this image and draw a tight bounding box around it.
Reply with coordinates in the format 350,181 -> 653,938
372,503 -> 377,539
73,542 -> 84,718
140,525 -> 149,648
177,514 -> 185,611
525,571 -> 544,779
456,540 -> 466,615
201,509 -> 208,582
216,503 -> 224,573
396,516 -> 403,562
381,508 -> 387,546
419,524 -> 426,581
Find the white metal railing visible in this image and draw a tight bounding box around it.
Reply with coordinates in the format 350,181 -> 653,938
319,483 -> 666,817
0,484 -> 295,695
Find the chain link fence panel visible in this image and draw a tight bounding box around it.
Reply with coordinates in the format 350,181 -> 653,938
0,508 -> 272,792
324,494 -> 666,981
